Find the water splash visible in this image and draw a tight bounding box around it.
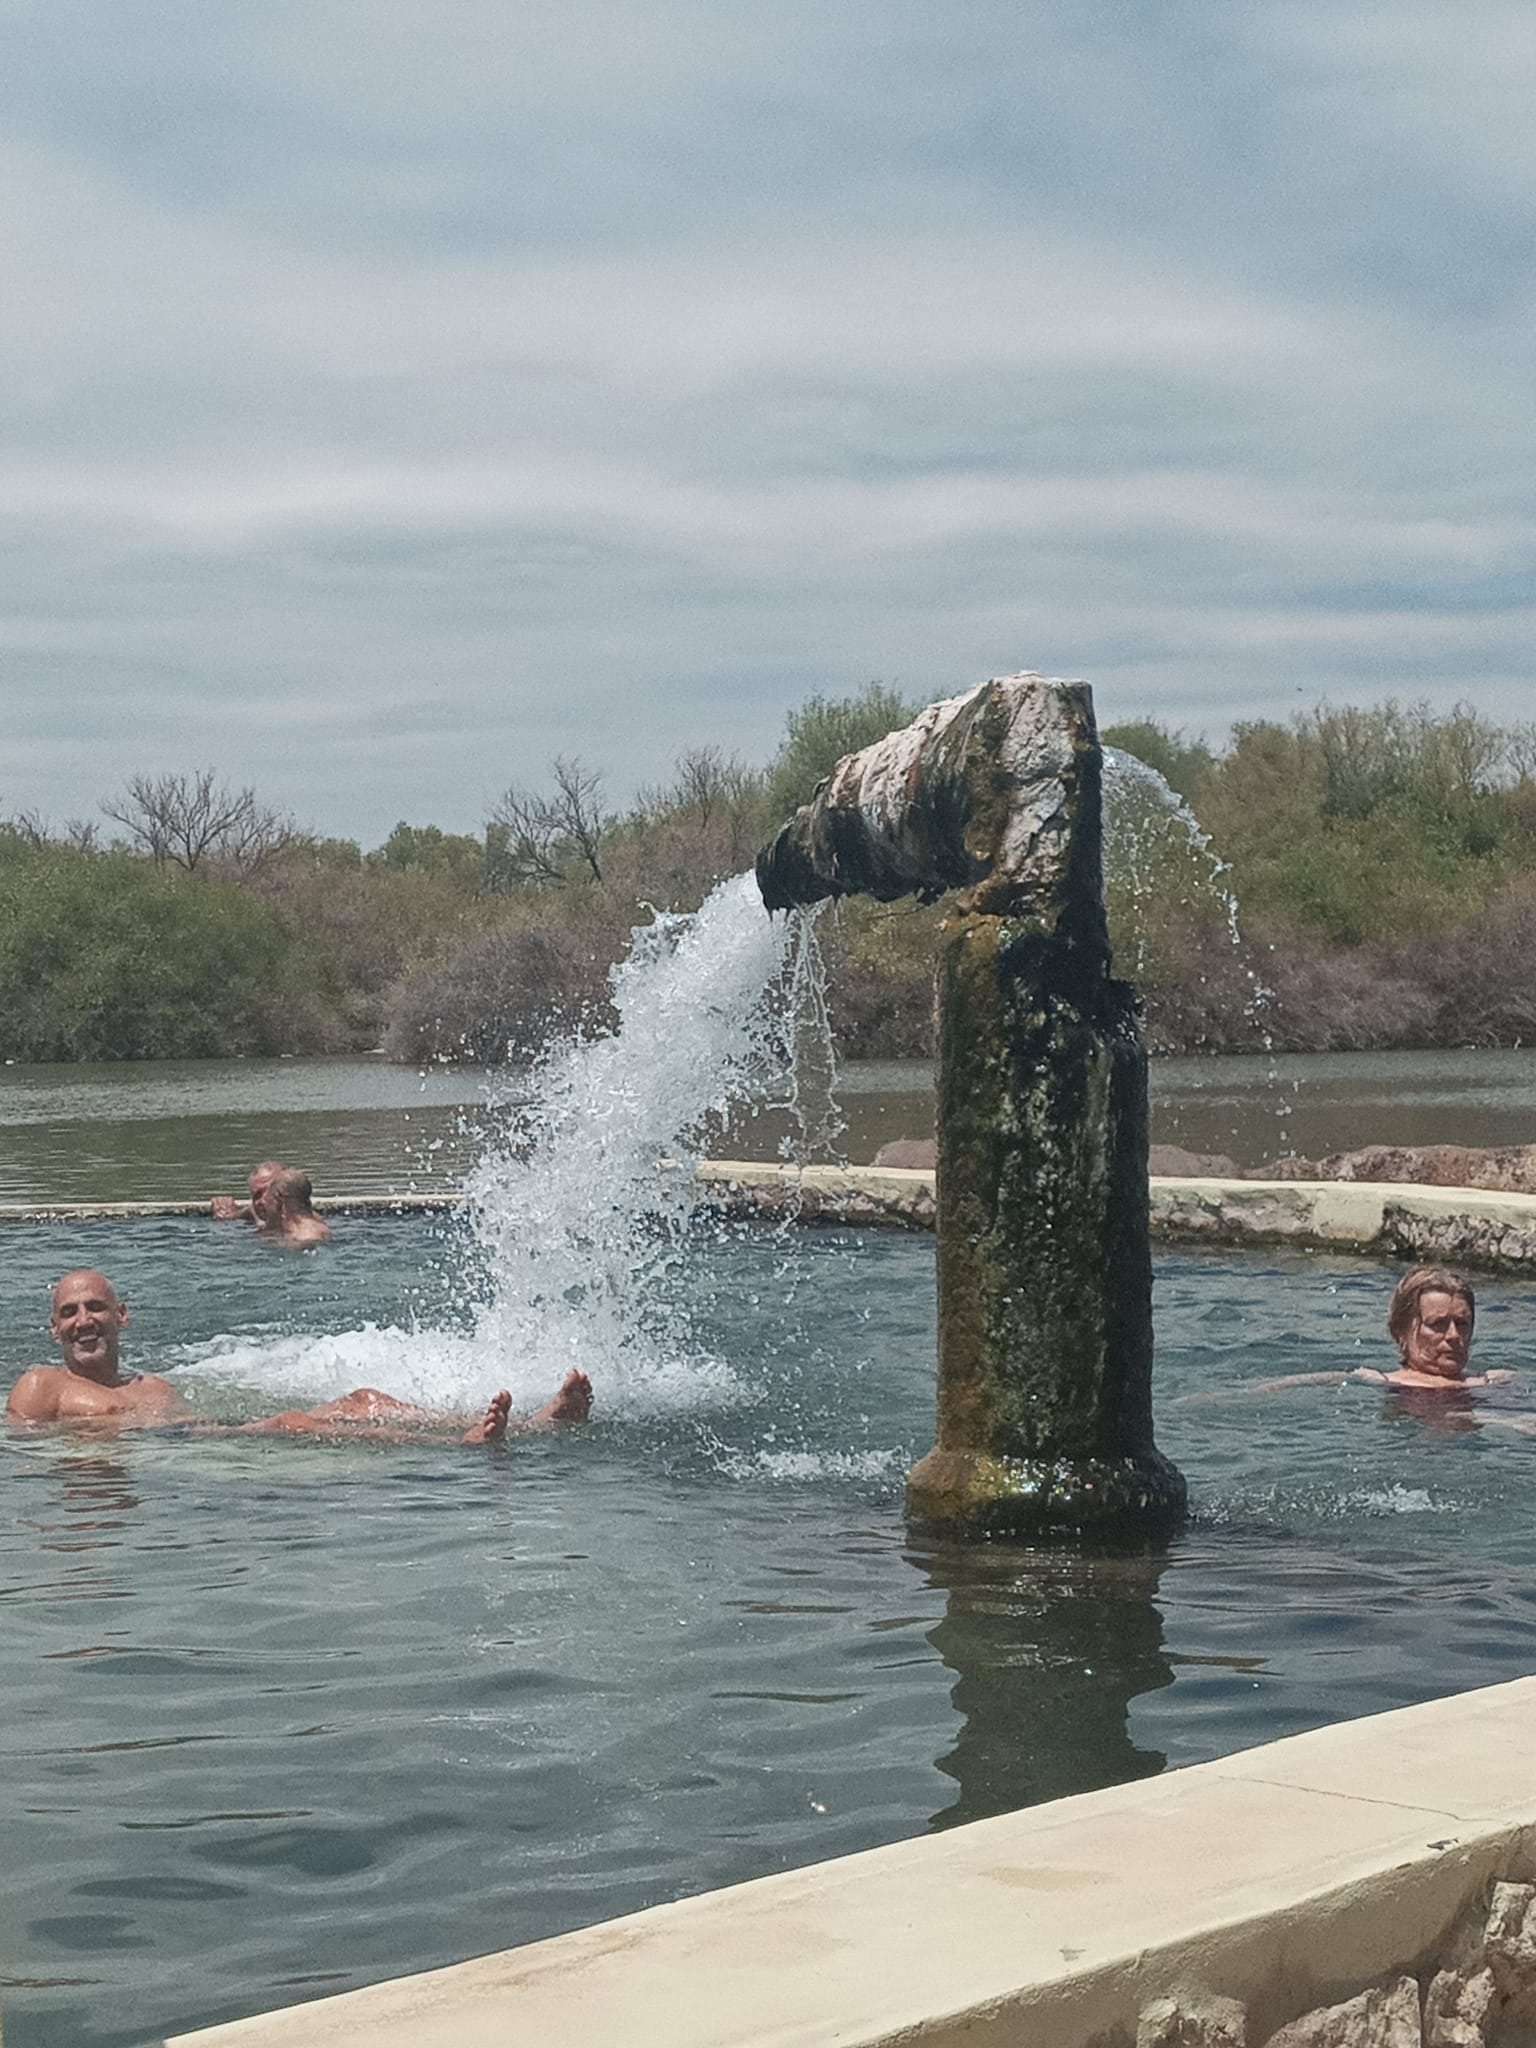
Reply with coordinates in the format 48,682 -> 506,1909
460,871 -> 828,1408
180,873 -> 833,1418
1101,749 -> 1248,983
1102,749 -> 1283,1139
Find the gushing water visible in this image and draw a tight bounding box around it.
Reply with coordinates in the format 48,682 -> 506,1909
1102,749 -> 1247,979
463,872 -> 830,1404
186,874 -> 832,1418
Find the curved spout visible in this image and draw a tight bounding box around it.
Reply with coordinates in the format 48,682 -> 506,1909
756,673 -> 1105,951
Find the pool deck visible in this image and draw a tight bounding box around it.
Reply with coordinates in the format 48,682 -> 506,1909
168,1673 -> 1536,2048
8,1167 -> 1536,1269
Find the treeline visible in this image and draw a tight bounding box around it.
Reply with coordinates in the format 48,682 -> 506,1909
0,689 -> 921,1063
5,693 -> 1536,1064
1104,702 -> 1536,1052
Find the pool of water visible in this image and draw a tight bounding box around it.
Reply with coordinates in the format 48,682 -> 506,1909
7,1046 -> 1536,1207
4,1216 -> 1536,2047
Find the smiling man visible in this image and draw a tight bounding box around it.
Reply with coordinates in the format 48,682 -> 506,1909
6,1269 -> 591,1441
6,1269 -> 192,1426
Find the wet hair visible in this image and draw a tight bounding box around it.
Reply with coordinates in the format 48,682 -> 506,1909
270,1168 -> 316,1214
1387,1266 -> 1475,1358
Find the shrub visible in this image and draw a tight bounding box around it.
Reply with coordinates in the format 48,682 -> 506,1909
383,926 -> 615,1067
0,846 -> 346,1060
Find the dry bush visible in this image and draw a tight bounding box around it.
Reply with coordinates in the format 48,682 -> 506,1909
1254,928 -> 1438,1052
1134,909 -> 1273,1054
816,900 -> 941,1059
1406,884 -> 1536,1046
384,927 -> 615,1067
252,857 -> 495,1041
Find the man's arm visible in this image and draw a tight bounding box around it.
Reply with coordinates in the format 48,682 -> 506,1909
5,1370 -> 62,1423
210,1197 -> 254,1222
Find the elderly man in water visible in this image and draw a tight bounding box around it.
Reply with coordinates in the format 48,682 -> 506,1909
5,1270 -> 592,1442
211,1160 -> 285,1226
260,1168 -> 334,1248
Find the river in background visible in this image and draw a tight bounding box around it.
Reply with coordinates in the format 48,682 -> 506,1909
3,1048 -> 1536,1206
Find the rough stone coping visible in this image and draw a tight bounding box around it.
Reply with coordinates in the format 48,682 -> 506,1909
169,1673 -> 1536,2048
7,1171 -> 1536,1269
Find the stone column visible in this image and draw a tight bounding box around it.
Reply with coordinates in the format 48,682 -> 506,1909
757,672 -> 1185,1533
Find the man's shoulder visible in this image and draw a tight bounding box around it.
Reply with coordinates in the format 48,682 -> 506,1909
5,1366 -> 65,1420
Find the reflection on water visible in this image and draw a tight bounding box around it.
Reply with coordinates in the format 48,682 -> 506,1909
26,1453 -> 140,1553
914,1535 -> 1170,1828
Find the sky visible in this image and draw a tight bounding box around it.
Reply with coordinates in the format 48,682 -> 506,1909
5,1 -> 1535,847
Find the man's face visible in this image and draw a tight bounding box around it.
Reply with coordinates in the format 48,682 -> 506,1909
249,1165 -> 280,1222
1404,1289 -> 1473,1378
50,1272 -> 129,1377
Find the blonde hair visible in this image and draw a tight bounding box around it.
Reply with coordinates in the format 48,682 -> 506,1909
1387,1266 -> 1475,1359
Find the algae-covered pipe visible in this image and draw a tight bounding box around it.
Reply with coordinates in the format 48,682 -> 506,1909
756,672 -> 1185,1533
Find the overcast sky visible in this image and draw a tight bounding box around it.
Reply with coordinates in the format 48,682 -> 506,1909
5,2 -> 1534,846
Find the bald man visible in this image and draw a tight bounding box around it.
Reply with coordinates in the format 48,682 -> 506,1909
211,1159 -> 285,1225
6,1270 -> 591,1442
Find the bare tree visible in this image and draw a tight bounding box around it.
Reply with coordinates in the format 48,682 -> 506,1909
635,745 -> 766,871
1506,722 -> 1536,787
548,756 -> 609,883
487,757 -> 610,888
6,807 -> 52,850
102,770 -> 293,876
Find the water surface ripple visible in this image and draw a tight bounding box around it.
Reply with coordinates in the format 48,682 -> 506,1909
4,1218 -> 1536,2045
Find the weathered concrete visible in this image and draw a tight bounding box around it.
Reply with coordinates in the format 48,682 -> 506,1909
168,1674 -> 1536,2048
1251,1143 -> 1536,1196
699,1166 -> 1536,1271
756,672 -> 1099,920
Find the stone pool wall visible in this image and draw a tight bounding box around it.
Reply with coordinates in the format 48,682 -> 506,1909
693,1167 -> 1536,1274
8,1172 -> 1536,1271
170,1674 -> 1536,2048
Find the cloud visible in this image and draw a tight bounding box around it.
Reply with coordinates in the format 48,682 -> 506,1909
1,3 -> 1533,842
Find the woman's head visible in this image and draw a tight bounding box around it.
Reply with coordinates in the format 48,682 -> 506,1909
1387,1266 -> 1475,1376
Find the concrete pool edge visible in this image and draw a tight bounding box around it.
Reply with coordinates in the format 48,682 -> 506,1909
697,1164 -> 1536,1269
167,1673 -> 1536,2047
11,1168 -> 1535,1270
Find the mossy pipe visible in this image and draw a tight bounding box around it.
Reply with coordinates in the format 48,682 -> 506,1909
755,672 -> 1184,1533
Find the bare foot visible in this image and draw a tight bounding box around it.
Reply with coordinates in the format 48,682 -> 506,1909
528,1370 -> 593,1429
462,1390 -> 512,1445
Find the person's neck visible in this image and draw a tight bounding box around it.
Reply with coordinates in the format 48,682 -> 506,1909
64,1355 -> 123,1387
